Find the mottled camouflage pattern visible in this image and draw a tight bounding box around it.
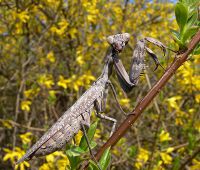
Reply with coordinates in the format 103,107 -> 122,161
130,39 -> 146,85
16,64 -> 108,164
16,33 -> 130,164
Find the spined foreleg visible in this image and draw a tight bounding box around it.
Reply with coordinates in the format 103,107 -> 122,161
113,37 -> 167,93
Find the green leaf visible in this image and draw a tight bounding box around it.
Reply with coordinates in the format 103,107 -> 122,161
99,147 -> 111,170
85,141 -> 97,152
172,156 -> 181,170
171,30 -> 184,47
188,132 -> 196,151
65,153 -> 81,170
193,44 -> 200,55
182,26 -> 199,43
128,145 -> 137,157
181,0 -> 198,6
171,29 -> 180,40
187,11 -> 198,27
175,2 -> 188,31
66,146 -> 86,157
79,121 -> 98,150
65,146 -> 83,170
88,160 -> 99,170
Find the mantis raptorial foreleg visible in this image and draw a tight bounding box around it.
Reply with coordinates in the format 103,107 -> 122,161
109,36 -> 168,93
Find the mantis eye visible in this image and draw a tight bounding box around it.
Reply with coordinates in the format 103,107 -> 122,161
123,33 -> 130,43
107,36 -> 114,44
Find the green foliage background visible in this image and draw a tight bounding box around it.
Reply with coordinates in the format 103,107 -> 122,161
0,0 -> 199,169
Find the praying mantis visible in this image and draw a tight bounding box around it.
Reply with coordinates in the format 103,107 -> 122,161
16,33 -> 167,169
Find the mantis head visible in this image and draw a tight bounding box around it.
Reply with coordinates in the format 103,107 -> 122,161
107,33 -> 130,52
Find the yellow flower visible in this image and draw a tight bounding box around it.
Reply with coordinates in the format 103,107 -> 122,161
94,129 -> 101,139
58,20 -> 69,28
159,130 -> 172,142
0,25 -> 5,34
46,154 -> 55,162
45,81 -> 54,89
160,152 -> 172,164
24,89 -> 34,98
189,159 -> 200,170
39,151 -> 69,170
153,160 -> 164,170
57,159 -> 70,170
166,96 -> 182,110
49,90 -> 56,98
3,147 -> 30,170
46,151 -> 68,162
195,121 -> 200,132
76,46 -> 85,65
119,98 -> 130,107
15,161 -> 30,170
47,51 -> 56,63
135,148 -> 150,169
19,132 -> 33,145
113,6 -> 123,16
75,130 -> 83,145
175,117 -> 184,125
21,100 -> 32,112
1,119 -> 13,129
39,163 -> 52,170
87,34 -> 94,47
69,28 -> 77,39
87,14 -> 97,23
16,10 -> 30,23
24,88 -> 40,99
195,94 -> 200,103
165,147 -> 174,153
50,19 -> 68,35
177,147 -> 185,153
57,75 -> 71,89
38,74 -> 54,89
81,72 -> 95,85
76,55 -> 85,65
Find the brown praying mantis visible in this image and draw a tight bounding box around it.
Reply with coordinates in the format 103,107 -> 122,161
16,33 -> 167,169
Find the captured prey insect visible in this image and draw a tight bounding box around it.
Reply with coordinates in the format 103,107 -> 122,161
16,33 -> 130,168
107,35 -> 168,93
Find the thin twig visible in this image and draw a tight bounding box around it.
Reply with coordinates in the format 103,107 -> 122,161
0,119 -> 45,132
13,79 -> 24,148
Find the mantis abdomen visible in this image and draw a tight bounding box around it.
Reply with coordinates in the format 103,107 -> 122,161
28,111 -> 91,158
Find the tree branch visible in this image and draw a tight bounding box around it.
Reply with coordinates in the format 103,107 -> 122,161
83,30 -> 200,169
